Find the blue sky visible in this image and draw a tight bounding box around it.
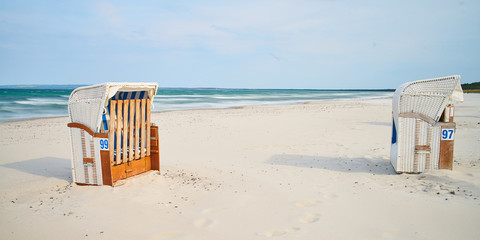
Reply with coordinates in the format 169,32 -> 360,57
1,1 -> 479,89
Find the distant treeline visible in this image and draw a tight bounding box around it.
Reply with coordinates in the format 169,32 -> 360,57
462,82 -> 480,93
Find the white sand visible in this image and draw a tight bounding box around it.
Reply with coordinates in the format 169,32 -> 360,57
1,95 -> 479,240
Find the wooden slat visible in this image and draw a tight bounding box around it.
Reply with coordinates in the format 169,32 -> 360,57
439,139 -> 454,170
100,149 -> 113,186
109,100 -> 116,165
67,122 -> 108,138
145,155 -> 151,172
116,100 -> 123,165
129,99 -> 135,161
399,112 -> 435,126
83,158 -> 94,164
135,100 -> 140,160
141,99 -> 146,158
111,162 -> 126,183
123,100 -> 128,163
439,124 -> 455,170
150,126 -> 160,171
415,145 -> 431,151
67,122 -> 95,136
125,157 -> 148,178
146,99 -> 151,156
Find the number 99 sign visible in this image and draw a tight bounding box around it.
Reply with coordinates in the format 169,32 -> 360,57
99,138 -> 109,150
441,129 -> 454,141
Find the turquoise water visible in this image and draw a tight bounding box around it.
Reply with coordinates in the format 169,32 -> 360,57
0,86 -> 73,122
0,85 -> 393,122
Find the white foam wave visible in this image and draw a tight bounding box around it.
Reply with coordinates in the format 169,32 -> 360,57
14,98 -> 68,106
153,91 -> 393,112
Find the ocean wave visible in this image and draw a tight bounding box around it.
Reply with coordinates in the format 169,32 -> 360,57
14,98 -> 68,106
153,97 -> 205,102
155,94 -> 216,99
0,88 -> 393,122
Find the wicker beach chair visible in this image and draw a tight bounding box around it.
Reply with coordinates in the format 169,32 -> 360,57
67,83 -> 160,186
390,75 -> 463,173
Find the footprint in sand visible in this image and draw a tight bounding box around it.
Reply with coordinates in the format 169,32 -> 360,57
284,227 -> 300,233
295,200 -> 319,207
264,230 -> 285,237
320,192 -> 337,199
263,227 -> 299,237
299,213 -> 320,223
193,218 -> 213,228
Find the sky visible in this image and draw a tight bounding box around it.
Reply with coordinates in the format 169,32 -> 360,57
0,0 -> 479,89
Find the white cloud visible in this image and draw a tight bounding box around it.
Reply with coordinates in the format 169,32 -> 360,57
90,1 -> 336,54
85,0 -> 478,64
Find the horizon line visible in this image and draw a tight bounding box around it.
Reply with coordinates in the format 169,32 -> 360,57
0,84 -> 395,91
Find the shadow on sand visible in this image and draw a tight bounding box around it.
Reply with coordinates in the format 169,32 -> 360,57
361,121 -> 392,127
2,157 -> 72,181
266,154 -> 396,175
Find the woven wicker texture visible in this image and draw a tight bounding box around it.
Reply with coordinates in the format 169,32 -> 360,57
390,75 -> 462,173
393,75 -> 461,124
68,83 -> 158,185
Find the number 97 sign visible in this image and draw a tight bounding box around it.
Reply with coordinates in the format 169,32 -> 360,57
441,129 -> 454,141
99,138 -> 109,150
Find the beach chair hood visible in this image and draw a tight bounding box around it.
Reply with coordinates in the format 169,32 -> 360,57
392,75 -> 463,126
68,82 -> 158,133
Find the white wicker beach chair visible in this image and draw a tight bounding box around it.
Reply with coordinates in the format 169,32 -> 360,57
68,83 -> 159,186
390,75 -> 463,173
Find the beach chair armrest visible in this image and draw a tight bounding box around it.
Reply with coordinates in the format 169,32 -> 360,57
398,113 -> 436,125
67,122 -> 108,138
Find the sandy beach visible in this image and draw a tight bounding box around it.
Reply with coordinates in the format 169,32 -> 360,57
1,95 -> 479,240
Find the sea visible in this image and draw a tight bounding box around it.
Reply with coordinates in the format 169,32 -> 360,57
0,85 -> 394,123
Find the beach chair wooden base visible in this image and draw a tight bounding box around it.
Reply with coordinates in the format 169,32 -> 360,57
67,83 -> 160,186
68,123 -> 160,186
101,126 -> 160,186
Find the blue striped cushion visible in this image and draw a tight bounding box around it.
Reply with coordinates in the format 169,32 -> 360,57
101,91 -> 149,132
101,90 -> 151,156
